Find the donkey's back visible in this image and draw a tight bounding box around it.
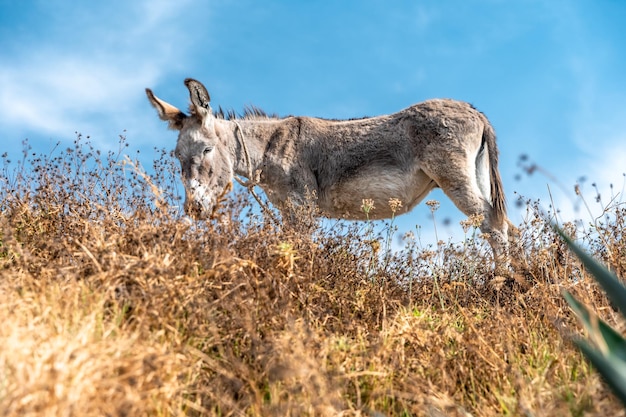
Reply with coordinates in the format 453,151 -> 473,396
297,99 -> 503,222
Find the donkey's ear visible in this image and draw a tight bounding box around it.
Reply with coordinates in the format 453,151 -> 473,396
146,88 -> 187,130
184,78 -> 212,117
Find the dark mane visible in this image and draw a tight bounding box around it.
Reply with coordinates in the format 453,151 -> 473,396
214,105 -> 280,120
211,104 -> 369,122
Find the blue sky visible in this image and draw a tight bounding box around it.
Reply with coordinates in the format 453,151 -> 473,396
1,1 -> 625,244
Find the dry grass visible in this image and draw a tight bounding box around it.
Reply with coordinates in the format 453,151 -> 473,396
1,136 -> 625,416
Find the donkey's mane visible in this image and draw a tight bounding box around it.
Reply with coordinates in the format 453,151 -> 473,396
214,105 -> 279,121
186,104 -> 278,120
211,105 -> 371,122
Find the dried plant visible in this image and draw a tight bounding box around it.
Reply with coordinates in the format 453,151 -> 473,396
0,137 -> 625,416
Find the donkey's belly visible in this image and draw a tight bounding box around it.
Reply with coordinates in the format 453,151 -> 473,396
319,167 -> 436,220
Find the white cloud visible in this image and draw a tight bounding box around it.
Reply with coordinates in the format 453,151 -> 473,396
587,138 -> 626,204
519,134 -> 626,231
0,0 -> 202,152
0,56 -> 155,131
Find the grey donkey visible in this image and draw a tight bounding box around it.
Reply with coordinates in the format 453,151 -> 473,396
147,78 -> 511,266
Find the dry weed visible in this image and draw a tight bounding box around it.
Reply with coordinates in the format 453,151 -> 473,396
0,137 -> 625,416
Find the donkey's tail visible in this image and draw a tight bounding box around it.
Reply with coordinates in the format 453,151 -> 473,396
483,119 -> 507,226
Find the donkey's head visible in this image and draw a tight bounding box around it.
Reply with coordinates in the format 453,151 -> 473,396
146,79 -> 233,219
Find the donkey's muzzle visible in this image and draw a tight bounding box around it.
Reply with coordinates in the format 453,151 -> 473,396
183,179 -> 215,220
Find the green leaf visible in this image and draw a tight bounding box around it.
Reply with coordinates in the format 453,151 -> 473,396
556,228 -> 626,321
563,290 -> 626,361
574,338 -> 626,408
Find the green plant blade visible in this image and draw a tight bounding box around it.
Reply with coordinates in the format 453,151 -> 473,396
574,338 -> 626,408
563,290 -> 626,361
556,228 -> 626,321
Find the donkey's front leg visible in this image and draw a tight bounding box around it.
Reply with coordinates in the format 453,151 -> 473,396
277,173 -> 321,232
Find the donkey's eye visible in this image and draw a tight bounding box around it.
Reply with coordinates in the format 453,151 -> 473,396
203,146 -> 213,155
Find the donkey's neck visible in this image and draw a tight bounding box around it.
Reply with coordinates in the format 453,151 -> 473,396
221,118 -> 294,179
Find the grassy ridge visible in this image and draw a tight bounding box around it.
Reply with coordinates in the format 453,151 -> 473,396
0,137 -> 624,416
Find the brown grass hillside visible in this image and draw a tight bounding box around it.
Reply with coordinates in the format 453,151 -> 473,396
1,136 -> 625,416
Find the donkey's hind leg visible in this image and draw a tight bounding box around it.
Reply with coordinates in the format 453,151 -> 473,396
422,165 -> 509,270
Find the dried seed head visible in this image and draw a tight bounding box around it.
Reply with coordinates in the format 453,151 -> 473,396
361,198 -> 375,214
425,200 -> 440,212
367,239 -> 381,254
460,213 -> 485,232
388,198 -> 402,214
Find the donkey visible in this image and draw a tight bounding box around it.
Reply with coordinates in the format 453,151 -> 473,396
147,78 -> 511,264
